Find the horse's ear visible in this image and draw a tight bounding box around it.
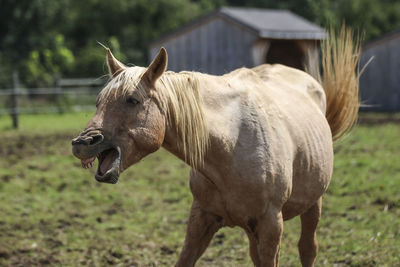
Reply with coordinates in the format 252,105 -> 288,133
144,47 -> 168,85
106,49 -> 125,77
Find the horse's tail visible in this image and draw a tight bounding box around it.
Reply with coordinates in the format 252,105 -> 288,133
309,25 -> 362,141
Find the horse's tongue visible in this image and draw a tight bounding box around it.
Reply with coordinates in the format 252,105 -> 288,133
81,157 -> 95,165
100,152 -> 114,174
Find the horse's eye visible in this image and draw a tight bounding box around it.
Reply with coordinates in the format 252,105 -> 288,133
126,97 -> 140,106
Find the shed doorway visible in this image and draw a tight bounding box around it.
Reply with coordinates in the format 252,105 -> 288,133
265,40 -> 305,70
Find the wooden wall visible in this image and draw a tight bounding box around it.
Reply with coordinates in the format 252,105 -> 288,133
360,33 -> 400,111
149,16 -> 319,77
149,16 -> 258,75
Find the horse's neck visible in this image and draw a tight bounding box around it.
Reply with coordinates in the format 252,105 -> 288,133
160,72 -> 209,167
161,72 -> 263,174
162,125 -> 187,163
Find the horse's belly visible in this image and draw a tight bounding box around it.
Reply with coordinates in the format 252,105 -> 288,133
283,139 -> 334,220
190,169 -> 279,227
282,174 -> 332,220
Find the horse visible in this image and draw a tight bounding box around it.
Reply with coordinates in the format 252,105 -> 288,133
72,27 -> 360,266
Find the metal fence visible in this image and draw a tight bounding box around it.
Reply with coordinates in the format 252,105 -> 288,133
0,72 -> 107,128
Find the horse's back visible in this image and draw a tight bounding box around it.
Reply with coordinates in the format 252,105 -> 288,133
251,64 -> 327,114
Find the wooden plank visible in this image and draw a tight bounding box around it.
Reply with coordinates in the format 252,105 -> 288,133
187,29 -> 193,71
209,19 -> 218,74
167,39 -> 177,71
0,87 -> 100,96
215,19 -> 224,74
200,24 -> 208,73
58,78 -> 106,87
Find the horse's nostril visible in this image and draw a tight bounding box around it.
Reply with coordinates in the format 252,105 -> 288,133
72,137 -> 88,146
72,132 -> 104,146
89,134 -> 104,145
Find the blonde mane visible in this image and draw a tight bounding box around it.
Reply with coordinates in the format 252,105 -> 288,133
98,67 -> 209,169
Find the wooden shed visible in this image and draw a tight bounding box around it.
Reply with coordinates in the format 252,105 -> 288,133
360,30 -> 400,111
149,7 -> 326,75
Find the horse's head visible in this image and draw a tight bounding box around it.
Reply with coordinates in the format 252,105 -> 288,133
72,48 -> 168,183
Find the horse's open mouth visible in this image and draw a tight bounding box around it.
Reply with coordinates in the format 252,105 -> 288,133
94,147 -> 121,184
79,146 -> 121,184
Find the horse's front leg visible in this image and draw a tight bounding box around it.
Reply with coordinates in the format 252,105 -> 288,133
246,230 -> 261,266
175,200 -> 222,267
255,203 -> 284,267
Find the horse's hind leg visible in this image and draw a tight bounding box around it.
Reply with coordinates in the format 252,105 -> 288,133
175,200 -> 222,267
298,197 -> 322,267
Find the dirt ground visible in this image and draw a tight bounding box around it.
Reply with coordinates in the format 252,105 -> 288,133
0,114 -> 399,266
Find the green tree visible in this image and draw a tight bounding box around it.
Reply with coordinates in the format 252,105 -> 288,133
1,0 -> 399,87
0,0 -> 74,87
66,0 -> 209,72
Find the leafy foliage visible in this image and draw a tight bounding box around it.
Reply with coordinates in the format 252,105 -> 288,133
0,0 -> 399,87
0,0 -> 72,87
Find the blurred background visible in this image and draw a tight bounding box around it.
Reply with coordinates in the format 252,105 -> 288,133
0,0 -> 399,266
1,0 -> 400,118
1,0 -> 400,87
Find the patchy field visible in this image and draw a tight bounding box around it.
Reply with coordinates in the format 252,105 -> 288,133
0,112 -> 399,266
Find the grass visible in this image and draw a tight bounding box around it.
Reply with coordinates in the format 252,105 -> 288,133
0,112 -> 399,266
0,111 -> 94,135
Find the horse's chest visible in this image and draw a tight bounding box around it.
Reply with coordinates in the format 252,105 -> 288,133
189,172 -> 235,226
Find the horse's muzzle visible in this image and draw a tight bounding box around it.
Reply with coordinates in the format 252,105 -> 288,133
71,128 -> 121,184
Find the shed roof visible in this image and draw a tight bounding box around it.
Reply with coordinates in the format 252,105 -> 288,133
150,7 -> 326,47
220,7 -> 326,39
362,28 -> 400,51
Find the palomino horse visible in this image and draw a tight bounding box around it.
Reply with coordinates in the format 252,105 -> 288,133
72,28 -> 360,266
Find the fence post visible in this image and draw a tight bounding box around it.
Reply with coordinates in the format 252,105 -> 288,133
11,70 -> 19,129
55,76 -> 63,113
